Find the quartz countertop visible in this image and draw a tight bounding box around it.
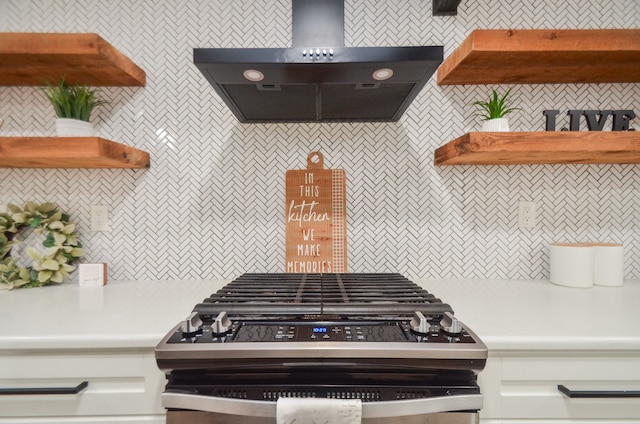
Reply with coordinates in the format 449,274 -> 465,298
1,278 -> 638,352
417,279 -> 640,352
0,279 -> 226,350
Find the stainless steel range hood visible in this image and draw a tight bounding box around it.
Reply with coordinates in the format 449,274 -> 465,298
194,0 -> 443,123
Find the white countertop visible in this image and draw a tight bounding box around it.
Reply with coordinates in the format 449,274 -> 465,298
418,279 -> 640,352
1,278 -> 639,352
0,279 -> 226,350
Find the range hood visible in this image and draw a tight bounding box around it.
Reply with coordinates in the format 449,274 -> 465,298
194,0 -> 443,123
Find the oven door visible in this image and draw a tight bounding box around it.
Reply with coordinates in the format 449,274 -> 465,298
164,392 -> 481,424
162,367 -> 482,424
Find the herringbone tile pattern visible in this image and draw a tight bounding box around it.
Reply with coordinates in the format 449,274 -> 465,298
1,0 -> 639,281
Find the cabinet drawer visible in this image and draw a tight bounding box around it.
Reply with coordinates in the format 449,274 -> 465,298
0,416 -> 165,424
0,351 -> 165,418
499,355 -> 640,420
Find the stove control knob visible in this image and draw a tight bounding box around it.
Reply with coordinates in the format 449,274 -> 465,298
180,312 -> 203,336
440,312 -> 462,336
410,311 -> 429,335
212,311 -> 233,335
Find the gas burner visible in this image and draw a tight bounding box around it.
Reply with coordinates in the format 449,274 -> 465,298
194,273 -> 451,320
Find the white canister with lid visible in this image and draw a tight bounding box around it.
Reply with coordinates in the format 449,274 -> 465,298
592,243 -> 624,287
549,243 -> 594,288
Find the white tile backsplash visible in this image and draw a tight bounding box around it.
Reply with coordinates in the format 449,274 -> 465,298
1,0 -> 639,281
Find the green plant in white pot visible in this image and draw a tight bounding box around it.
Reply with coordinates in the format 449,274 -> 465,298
43,79 -> 108,136
473,88 -> 519,132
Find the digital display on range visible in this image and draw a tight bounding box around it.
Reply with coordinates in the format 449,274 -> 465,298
312,327 -> 327,333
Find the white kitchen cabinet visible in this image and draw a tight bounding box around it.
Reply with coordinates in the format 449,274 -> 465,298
479,352 -> 640,424
0,280 -> 224,424
1,279 -> 638,424
0,349 -> 166,424
420,280 -> 640,424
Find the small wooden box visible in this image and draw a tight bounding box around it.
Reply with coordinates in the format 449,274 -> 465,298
78,263 -> 108,286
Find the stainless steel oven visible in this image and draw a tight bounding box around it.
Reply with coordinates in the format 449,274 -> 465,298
156,273 -> 487,423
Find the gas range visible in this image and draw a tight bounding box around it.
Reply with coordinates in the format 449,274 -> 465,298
155,273 -> 487,423
156,273 -> 486,371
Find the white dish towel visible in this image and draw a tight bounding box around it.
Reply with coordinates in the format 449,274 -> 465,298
276,397 -> 362,424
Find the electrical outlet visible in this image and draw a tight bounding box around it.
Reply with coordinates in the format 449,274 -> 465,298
91,205 -> 109,232
518,201 -> 536,229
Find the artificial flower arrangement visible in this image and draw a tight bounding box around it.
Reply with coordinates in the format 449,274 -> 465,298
0,202 -> 83,289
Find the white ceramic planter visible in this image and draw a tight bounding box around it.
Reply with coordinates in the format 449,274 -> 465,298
56,118 -> 95,137
481,118 -> 510,132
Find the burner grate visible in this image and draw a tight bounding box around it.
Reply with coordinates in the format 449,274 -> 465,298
194,273 -> 452,319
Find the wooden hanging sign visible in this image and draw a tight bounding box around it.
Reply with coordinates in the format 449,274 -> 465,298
285,151 -> 347,273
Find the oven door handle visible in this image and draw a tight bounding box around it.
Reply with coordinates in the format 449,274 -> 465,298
162,392 -> 483,418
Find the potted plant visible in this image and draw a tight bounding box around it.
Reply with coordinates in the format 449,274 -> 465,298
473,88 -> 519,131
43,79 -> 108,136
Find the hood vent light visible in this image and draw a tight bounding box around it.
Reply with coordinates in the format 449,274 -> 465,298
372,68 -> 394,81
243,69 -> 264,82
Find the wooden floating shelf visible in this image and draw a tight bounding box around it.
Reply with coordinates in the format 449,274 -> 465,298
0,137 -> 150,168
437,29 -> 640,85
434,131 -> 640,165
0,33 -> 145,86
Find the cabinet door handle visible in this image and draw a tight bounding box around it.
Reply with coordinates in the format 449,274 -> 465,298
558,384 -> 640,398
0,381 -> 88,395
